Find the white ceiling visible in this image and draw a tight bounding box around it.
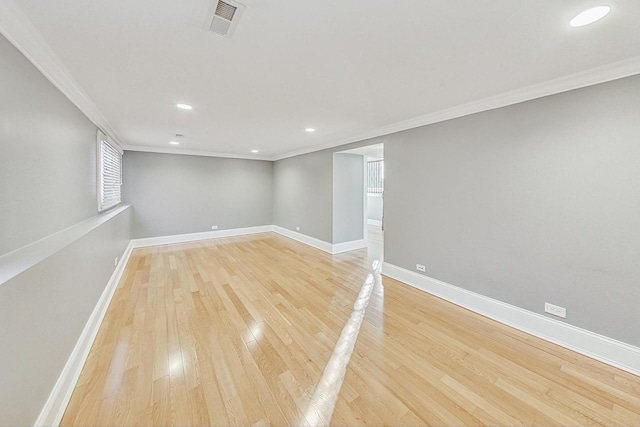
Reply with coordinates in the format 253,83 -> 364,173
5,0 -> 640,160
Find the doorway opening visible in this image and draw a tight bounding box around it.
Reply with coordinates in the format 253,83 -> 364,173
336,143 -> 384,262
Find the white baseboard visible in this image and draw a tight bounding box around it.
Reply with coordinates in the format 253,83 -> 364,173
134,225 -> 367,255
35,225 -> 273,426
332,239 -> 367,254
367,219 -> 382,226
272,226 -> 333,253
131,224 -> 368,255
131,225 -> 274,248
382,262 -> 640,377
35,241 -> 135,427
272,227 -> 367,254
32,225 -> 367,426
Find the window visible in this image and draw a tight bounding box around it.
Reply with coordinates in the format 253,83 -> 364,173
367,160 -> 384,194
97,130 -> 122,212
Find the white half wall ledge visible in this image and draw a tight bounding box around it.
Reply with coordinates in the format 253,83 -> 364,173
0,205 -> 131,286
367,219 -> 382,226
382,262 -> 640,378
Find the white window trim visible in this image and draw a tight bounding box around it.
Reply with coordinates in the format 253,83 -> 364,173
97,130 -> 123,212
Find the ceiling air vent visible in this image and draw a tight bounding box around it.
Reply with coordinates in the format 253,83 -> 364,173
205,0 -> 245,38
216,1 -> 237,21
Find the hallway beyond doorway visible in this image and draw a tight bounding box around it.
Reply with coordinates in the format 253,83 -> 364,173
367,224 -> 383,263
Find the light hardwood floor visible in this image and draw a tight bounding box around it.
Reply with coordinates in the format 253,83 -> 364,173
61,232 -> 640,426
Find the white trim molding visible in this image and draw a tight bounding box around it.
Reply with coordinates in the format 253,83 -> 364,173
34,228 -> 640,426
3,0 -> 639,161
121,144 -> 271,161
367,219 -> 382,227
35,241 -> 135,427
131,225 -> 274,248
272,56 -> 640,161
34,225 -> 273,426
0,205 -> 131,287
34,225 -> 364,424
272,226 -> 333,254
133,55 -> 639,161
133,225 -> 367,255
0,0 -> 125,147
382,262 -> 640,377
134,226 -> 367,254
332,239 -> 367,254
272,226 -> 367,254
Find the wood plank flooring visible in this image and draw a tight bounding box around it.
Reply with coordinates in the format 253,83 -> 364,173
61,232 -> 640,426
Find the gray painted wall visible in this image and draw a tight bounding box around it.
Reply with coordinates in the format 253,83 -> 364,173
0,208 -> 131,426
367,194 -> 383,222
0,33 -> 133,425
273,140 -> 382,244
383,74 -> 640,346
273,149 -> 334,242
123,151 -> 273,238
333,153 -> 364,243
0,34 -> 98,256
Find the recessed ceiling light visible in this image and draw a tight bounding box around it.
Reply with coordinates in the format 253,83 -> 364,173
305,128 -> 316,132
251,149 -> 259,153
170,141 -> 180,145
176,103 -> 193,110
570,6 -> 611,27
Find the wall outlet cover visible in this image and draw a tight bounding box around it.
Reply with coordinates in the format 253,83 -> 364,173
545,302 -> 567,318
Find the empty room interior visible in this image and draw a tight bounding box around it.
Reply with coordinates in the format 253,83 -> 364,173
2,1 -> 640,426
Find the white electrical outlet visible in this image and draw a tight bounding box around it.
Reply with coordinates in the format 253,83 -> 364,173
114,257 -> 118,266
211,225 -> 218,230
416,264 -> 426,272
296,226 -> 300,231
544,302 -> 566,318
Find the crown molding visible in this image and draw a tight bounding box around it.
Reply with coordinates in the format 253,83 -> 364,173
0,0 -> 125,147
3,0 -> 639,162
122,144 -> 271,161
128,55 -> 640,162
272,56 -> 640,161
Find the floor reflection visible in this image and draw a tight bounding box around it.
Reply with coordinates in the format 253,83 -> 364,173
304,262 -> 381,426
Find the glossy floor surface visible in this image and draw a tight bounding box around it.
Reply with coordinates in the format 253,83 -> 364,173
61,230 -> 640,426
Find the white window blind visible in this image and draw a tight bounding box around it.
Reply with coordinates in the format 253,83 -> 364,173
97,130 -> 122,212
